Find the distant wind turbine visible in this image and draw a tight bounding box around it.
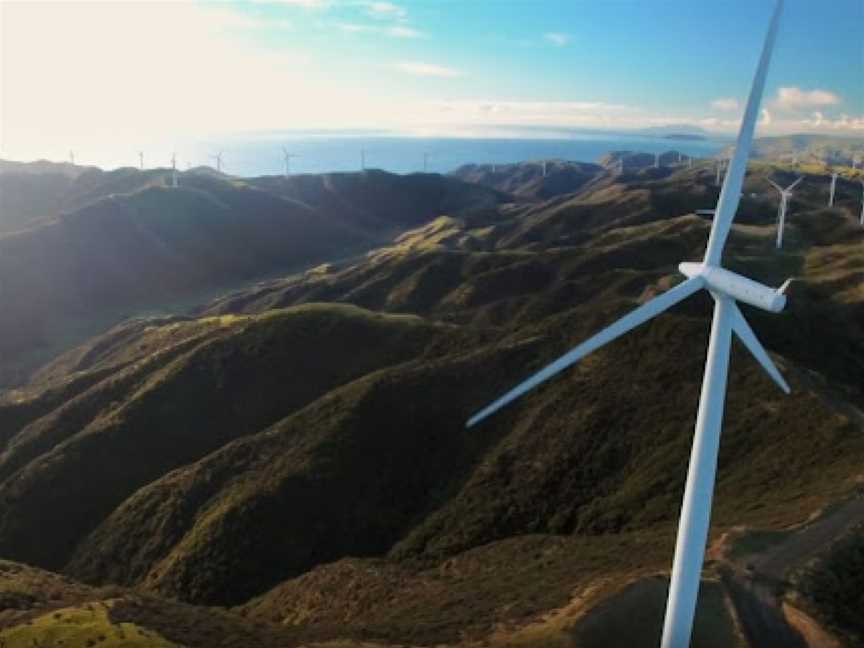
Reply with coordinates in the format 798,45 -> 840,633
282,148 -> 299,176
210,152 -> 224,173
767,176 -> 802,248
859,180 -> 864,226
465,4 -> 788,648
138,151 -> 144,170
541,160 -> 547,177
170,153 -> 178,188
69,151 -> 75,165
828,171 -> 838,207
688,156 -> 693,169
715,159 -> 723,186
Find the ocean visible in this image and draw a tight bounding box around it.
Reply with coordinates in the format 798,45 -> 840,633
68,132 -> 729,178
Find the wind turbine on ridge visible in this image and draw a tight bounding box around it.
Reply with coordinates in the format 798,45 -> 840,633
828,170 -> 838,206
465,3 -> 788,647
170,153 -> 178,188
767,176 -> 802,249
859,180 -> 864,226
282,148 -> 299,177
210,151 -> 224,173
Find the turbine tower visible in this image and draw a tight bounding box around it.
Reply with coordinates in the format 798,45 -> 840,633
465,4 -> 787,648
282,148 -> 299,176
138,151 -> 144,170
171,153 -> 178,188
828,171 -> 838,207
688,156 -> 693,169
69,151 -> 75,165
860,180 -> 864,226
715,159 -> 723,186
767,176 -> 802,248
210,152 -> 223,173
541,160 -> 547,177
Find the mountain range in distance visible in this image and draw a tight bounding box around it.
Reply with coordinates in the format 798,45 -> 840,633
0,136 -> 862,646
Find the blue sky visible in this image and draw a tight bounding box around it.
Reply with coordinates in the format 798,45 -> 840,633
1,0 -> 862,159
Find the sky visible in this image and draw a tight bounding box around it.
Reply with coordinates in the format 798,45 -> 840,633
1,0 -> 862,161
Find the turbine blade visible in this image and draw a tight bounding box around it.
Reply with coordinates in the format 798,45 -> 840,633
767,179 -> 783,193
787,176 -> 803,192
703,0 -> 784,265
729,302 -> 790,394
466,276 -> 704,428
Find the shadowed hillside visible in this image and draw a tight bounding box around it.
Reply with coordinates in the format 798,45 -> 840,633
0,165 -> 506,387
0,159 -> 861,646
450,160 -> 605,200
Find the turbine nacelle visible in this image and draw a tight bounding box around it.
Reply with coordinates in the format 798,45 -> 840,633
678,262 -> 786,313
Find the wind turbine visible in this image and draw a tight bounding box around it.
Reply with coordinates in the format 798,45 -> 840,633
170,153 -> 178,188
282,148 -> 299,176
859,180 -> 864,226
688,156 -> 693,169
715,159 -> 723,186
465,3 -> 787,648
138,151 -> 144,170
210,152 -> 223,173
767,176 -> 802,248
828,171 -> 838,207
541,160 -> 547,177
69,151 -> 75,165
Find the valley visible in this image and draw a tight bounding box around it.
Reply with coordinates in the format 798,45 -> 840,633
0,148 -> 862,646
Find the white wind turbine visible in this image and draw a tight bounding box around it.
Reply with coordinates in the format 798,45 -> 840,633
282,148 -> 299,176
767,176 -> 802,248
466,3 -> 787,647
138,151 -> 144,170
210,152 -> 224,173
170,153 -> 178,188
859,180 -> 864,226
828,171 -> 838,206
541,160 -> 548,177
69,151 -> 75,165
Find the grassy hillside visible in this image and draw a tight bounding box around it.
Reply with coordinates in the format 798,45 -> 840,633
729,134 -> 864,168
450,160 -> 605,200
0,166 -> 504,387
0,159 -> 861,646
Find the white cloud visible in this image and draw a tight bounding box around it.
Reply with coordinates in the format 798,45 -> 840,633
253,0 -> 330,7
394,62 -> 463,78
388,26 -> 422,38
337,22 -> 376,33
710,97 -> 739,112
760,109 -> 773,125
774,87 -> 841,110
337,22 -> 422,37
366,2 -> 407,19
543,32 -> 570,47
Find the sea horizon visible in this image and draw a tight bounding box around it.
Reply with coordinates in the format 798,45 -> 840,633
6,131 -> 731,179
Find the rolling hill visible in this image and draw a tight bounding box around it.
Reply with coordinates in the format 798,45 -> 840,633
0,158 -> 862,646
0,164 -> 505,387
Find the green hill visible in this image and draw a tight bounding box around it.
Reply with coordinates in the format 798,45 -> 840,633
0,159 -> 861,646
